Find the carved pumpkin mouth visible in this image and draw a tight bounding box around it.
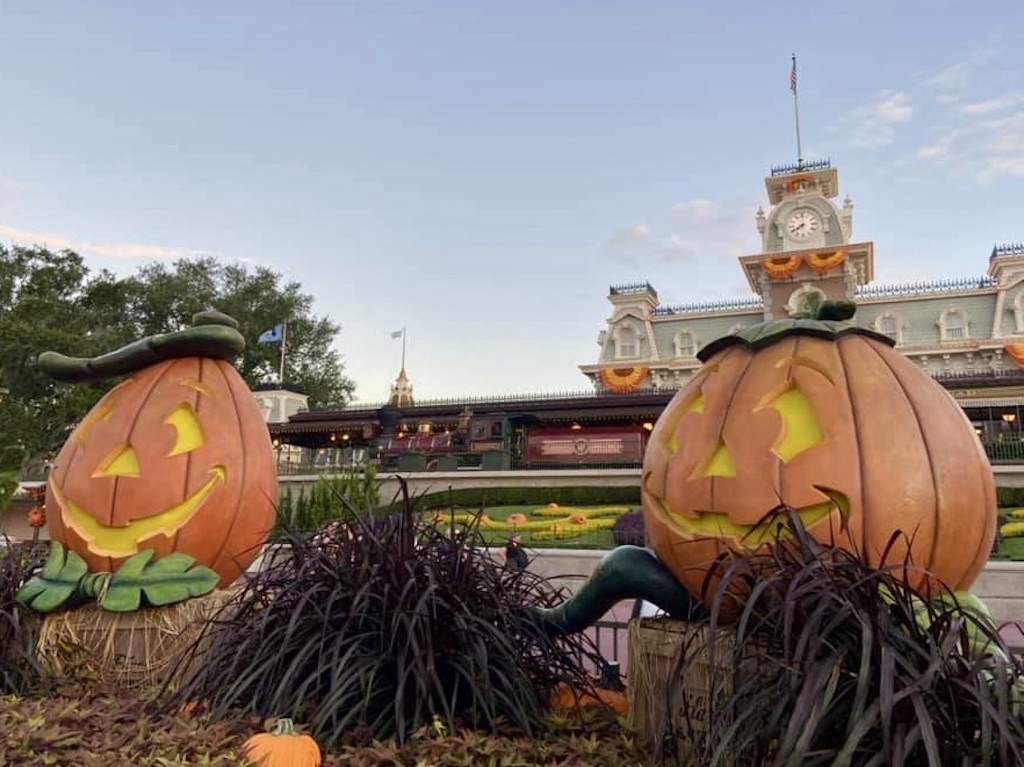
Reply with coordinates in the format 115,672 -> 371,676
48,466 -> 227,558
648,489 -> 849,547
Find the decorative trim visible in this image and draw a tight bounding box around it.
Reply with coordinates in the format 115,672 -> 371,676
806,249 -> 847,275
762,255 -> 802,280
599,366 -> 649,394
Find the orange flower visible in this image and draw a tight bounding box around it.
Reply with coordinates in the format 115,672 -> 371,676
599,366 -> 649,394
806,249 -> 847,275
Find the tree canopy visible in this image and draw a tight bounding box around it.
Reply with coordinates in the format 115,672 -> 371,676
0,245 -> 354,474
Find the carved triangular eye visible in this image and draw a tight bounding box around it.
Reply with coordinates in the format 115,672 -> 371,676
758,385 -> 823,462
93,445 -> 140,478
165,403 -> 205,456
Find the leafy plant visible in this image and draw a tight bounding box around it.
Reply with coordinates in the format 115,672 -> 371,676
664,506 -> 1024,766
171,480 -> 606,749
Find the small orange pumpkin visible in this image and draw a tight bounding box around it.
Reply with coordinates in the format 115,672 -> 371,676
506,513 -> 528,527
642,312 -> 997,621
241,718 -> 321,767
548,683 -> 628,716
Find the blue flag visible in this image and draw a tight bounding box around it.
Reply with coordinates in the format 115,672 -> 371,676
258,324 -> 284,345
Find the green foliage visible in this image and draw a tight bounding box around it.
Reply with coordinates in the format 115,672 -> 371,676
0,472 -> 17,515
172,480 -> 607,749
997,486 -> 1024,507
274,468 -> 380,538
0,246 -> 354,473
668,507 -> 1024,765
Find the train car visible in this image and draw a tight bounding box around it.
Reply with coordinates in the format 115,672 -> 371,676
523,426 -> 647,469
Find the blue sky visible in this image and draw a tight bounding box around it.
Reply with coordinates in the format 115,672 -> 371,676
0,2 -> 1021,402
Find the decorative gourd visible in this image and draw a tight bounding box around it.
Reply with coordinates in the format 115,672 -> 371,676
40,312 -> 277,587
241,718 -> 321,767
548,683 -> 629,716
642,305 -> 997,619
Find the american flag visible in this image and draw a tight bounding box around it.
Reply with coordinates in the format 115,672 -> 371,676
790,55 -> 798,93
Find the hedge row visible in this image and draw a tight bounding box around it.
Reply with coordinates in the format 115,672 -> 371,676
998,487 -> 1024,508
380,485 -> 642,511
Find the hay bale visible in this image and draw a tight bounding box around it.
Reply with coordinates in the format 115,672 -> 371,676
36,589 -> 236,692
627,617 -> 740,753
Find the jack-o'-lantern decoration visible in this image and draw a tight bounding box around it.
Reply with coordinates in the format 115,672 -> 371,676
642,302 -> 997,620
40,312 -> 277,588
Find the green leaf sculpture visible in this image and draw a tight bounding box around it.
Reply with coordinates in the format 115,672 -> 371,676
16,542 -> 90,613
92,550 -> 219,613
16,542 -> 220,613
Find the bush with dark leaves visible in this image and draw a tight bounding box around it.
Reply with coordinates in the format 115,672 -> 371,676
666,506 -> 1024,766
172,483 -> 606,749
0,536 -> 47,695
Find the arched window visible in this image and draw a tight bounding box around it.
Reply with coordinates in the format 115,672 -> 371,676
785,284 -> 826,317
675,331 -> 696,358
614,325 -> 638,358
875,314 -> 901,344
939,309 -> 968,342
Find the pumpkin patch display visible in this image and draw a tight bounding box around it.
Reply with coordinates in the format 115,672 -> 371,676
642,304 -> 997,618
40,312 -> 277,589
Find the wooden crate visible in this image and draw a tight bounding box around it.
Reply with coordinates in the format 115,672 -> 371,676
627,617 -> 740,754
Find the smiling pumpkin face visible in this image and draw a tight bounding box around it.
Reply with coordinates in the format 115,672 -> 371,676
642,320 -> 997,619
45,356 -> 277,587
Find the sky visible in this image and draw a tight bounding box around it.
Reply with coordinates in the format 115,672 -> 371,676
0,2 -> 1022,404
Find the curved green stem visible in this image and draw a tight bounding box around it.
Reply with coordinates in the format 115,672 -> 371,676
534,545 -> 704,635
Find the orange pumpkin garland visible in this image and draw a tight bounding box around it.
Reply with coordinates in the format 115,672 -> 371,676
241,718 -> 321,767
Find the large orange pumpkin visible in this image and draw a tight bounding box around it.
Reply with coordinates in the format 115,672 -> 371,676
42,318 -> 277,588
642,314 -> 997,619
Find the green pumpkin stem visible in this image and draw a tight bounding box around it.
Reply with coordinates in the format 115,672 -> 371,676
37,310 -> 245,384
272,718 -> 297,736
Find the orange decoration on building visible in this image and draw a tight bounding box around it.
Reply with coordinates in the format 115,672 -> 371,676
786,174 -> 814,193
1004,344 -> 1024,369
761,255 -> 802,280
806,249 -> 848,275
599,366 -> 649,394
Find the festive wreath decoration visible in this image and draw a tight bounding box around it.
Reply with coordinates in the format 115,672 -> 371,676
599,366 -> 649,394
761,255 -> 802,280
806,249 -> 848,275
786,174 -> 814,193
1005,344 -> 1024,369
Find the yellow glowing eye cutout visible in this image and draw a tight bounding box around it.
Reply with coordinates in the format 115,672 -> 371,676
759,385 -> 823,462
94,444 -> 140,478
165,403 -> 206,456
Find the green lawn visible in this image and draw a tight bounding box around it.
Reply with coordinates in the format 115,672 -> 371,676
430,503 -> 636,550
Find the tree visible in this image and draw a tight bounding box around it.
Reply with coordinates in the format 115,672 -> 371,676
124,258 -> 354,407
0,248 -> 353,475
0,245 -> 137,473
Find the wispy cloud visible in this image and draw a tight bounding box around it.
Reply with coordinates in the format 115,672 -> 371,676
913,50 -> 1024,184
0,224 -> 207,263
602,198 -> 760,274
844,90 -> 914,148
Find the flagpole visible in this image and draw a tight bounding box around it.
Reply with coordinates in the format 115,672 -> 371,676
401,326 -> 407,371
279,321 -> 287,385
791,54 -> 803,167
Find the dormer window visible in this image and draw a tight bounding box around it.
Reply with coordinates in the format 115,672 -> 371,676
614,325 -> 638,359
875,314 -> 901,344
939,309 -> 968,342
675,331 -> 696,358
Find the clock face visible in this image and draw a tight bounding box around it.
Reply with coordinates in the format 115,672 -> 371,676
785,210 -> 820,240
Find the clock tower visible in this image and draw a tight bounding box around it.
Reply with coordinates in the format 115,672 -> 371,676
739,159 -> 874,320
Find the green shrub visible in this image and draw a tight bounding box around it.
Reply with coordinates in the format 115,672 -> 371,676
382,485 -> 641,511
